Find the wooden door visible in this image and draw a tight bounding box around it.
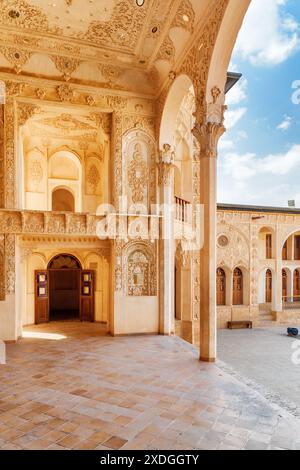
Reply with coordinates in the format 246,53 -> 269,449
294,270 -> 300,302
217,268 -> 226,306
266,234 -> 272,259
282,269 -> 287,302
233,268 -> 243,305
80,270 -> 95,322
265,269 -> 272,303
35,270 -> 49,324
295,236 -> 300,260
282,241 -> 288,260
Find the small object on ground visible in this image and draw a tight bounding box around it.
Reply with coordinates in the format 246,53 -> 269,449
227,321 -> 252,329
287,327 -> 298,337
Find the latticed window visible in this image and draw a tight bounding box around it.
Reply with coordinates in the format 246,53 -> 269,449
216,268 -> 226,306
265,269 -> 272,303
282,241 -> 288,260
282,269 -> 287,301
233,267 -> 243,305
266,234 -> 272,259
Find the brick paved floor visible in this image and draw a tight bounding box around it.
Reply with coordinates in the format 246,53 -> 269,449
218,326 -> 300,413
1,322 -> 300,450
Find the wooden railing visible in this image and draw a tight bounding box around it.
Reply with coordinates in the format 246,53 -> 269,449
175,196 -> 191,223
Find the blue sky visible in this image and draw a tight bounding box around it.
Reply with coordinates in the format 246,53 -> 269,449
218,0 -> 300,207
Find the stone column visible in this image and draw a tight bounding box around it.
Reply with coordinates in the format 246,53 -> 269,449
273,231 -> 283,318
193,121 -> 225,362
288,269 -> 294,303
158,144 -> 175,335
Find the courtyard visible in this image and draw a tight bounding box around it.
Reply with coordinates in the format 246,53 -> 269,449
218,326 -> 300,415
1,322 -> 300,450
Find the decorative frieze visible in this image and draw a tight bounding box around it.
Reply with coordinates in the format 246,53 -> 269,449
5,233 -> 15,294
4,99 -> 16,208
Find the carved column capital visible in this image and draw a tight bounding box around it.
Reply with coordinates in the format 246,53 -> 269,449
192,121 -> 225,159
158,143 -> 175,186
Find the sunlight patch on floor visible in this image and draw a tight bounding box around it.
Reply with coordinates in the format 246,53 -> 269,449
22,331 -> 67,341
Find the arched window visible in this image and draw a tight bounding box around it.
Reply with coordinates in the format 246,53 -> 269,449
233,268 -> 243,305
282,269 -> 287,302
266,234 -> 272,259
217,268 -> 226,306
52,188 -> 75,212
294,269 -> 300,302
295,236 -> 300,261
48,254 -> 81,270
265,269 -> 272,303
282,241 -> 288,260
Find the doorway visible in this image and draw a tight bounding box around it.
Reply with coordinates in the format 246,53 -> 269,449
35,254 -> 95,324
265,269 -> 272,303
49,269 -> 80,320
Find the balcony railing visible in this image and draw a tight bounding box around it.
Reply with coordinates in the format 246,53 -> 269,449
175,196 -> 191,223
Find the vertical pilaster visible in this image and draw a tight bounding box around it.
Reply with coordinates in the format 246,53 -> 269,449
158,145 -> 175,335
4,99 -> 16,209
193,122 -> 224,362
274,229 -> 283,315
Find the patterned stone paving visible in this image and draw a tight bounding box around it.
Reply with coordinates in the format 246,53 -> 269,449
0,321 -> 300,450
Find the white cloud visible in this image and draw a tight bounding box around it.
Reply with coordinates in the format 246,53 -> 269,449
218,144 -> 300,206
224,107 -> 247,129
277,115 -> 292,130
234,0 -> 300,66
218,138 -> 235,151
226,78 -> 248,106
237,130 -> 248,140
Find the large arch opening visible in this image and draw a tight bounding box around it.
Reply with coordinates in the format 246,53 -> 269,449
47,254 -> 82,321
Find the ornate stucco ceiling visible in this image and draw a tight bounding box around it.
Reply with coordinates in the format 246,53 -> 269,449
0,0 -> 210,95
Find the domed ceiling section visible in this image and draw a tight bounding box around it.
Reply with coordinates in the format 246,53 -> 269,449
0,0 -> 214,95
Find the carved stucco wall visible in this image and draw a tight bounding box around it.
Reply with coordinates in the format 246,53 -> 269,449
123,241 -> 157,297
123,129 -> 156,210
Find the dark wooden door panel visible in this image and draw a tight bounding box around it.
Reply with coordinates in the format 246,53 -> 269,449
80,270 -> 95,322
35,270 -> 49,324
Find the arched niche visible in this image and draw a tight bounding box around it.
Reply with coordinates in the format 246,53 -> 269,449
124,242 -> 156,297
52,187 -> 75,212
122,129 -> 156,210
48,150 -> 82,212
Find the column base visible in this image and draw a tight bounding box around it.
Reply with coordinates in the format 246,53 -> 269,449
200,356 -> 216,363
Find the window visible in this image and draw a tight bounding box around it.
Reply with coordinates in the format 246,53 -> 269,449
282,269 -> 287,302
282,241 -> 288,260
266,234 -> 272,259
52,188 -> 75,212
265,269 -> 272,303
233,268 -> 243,305
217,268 -> 226,306
294,269 -> 300,302
295,236 -> 300,260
